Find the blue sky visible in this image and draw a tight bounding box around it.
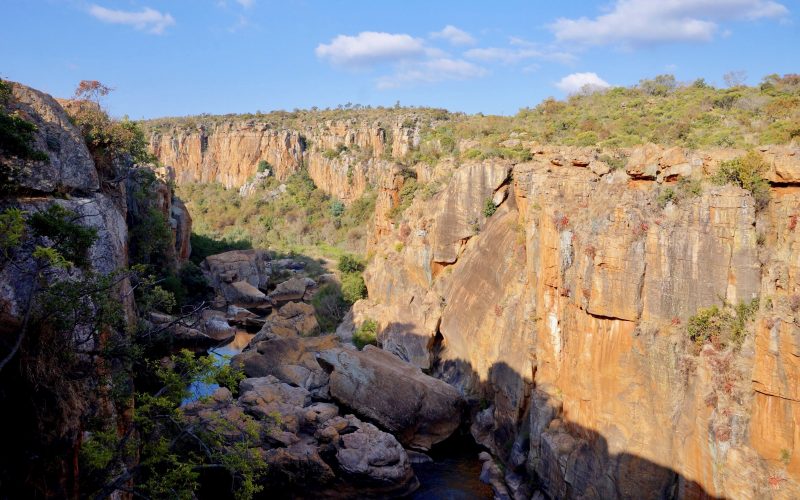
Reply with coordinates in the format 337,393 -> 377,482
1,0 -> 797,118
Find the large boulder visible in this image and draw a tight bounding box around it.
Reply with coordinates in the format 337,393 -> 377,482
252,301 -> 319,339
232,335 -> 338,398
268,276 -> 316,303
201,250 -> 271,305
3,82 -> 99,194
317,346 -> 463,450
333,414 -> 417,493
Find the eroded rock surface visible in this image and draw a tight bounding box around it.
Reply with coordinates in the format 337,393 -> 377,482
318,345 -> 463,450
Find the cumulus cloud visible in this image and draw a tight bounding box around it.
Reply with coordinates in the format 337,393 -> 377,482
555,72 -> 610,94
550,0 -> 788,47
430,25 -> 476,45
88,4 -> 175,34
315,32 -> 426,67
377,58 -> 487,89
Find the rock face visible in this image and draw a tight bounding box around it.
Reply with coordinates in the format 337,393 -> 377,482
4,83 -> 99,194
146,118 -> 422,202
359,144 -> 800,498
318,346 -> 463,450
0,82 -> 192,497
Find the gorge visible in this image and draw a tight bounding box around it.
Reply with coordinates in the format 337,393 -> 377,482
1,75 -> 800,499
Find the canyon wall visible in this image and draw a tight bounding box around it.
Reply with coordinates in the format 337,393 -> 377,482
147,118 -> 420,202
354,143 -> 800,498
0,83 -> 191,496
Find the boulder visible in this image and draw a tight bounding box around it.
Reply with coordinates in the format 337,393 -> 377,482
269,277 -> 316,303
334,414 -> 417,492
4,82 -> 99,194
201,250 -> 271,305
232,335 -> 338,398
317,346 -> 463,450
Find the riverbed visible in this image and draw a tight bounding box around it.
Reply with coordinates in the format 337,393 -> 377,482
190,330 -> 493,499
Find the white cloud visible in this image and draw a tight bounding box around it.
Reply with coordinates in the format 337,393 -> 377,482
236,0 -> 255,7
88,5 -> 175,34
550,0 -> 788,47
315,32 -> 425,67
465,37 -> 576,65
555,72 -> 610,94
377,58 -> 487,89
430,25 -> 476,45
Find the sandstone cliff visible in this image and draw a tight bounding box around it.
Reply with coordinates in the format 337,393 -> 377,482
353,143 -> 800,498
146,117 -> 421,202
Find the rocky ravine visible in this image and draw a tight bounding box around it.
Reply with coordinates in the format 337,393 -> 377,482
149,113 -> 800,498
189,249 -> 464,497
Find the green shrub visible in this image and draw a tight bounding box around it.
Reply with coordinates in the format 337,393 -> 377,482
353,319 -> 378,349
712,151 -> 770,211
311,283 -> 348,332
257,159 -> 270,173
330,199 -> 345,218
341,273 -> 367,304
483,197 -> 498,217
29,204 -> 98,268
657,187 -> 676,208
686,299 -> 759,348
338,254 -> 364,273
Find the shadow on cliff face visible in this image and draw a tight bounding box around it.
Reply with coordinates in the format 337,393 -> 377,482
422,349 -> 728,499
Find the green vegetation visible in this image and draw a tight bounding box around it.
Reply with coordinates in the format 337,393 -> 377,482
177,171 -> 376,259
81,350 -> 265,500
657,177 -> 704,208
67,81 -> 154,171
257,159 -> 270,173
483,198 -> 498,217
353,319 -> 378,350
387,173 -> 418,221
311,283 -> 349,332
686,299 -> 759,349
712,150 -> 771,211
337,254 -> 365,274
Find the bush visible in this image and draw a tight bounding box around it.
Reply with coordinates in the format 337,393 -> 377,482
483,198 -> 498,217
338,254 -> 364,274
353,319 -> 378,349
712,151 -> 770,211
30,204 -> 98,268
341,273 -> 367,304
257,159 -> 270,173
330,199 -> 345,218
311,283 -> 348,332
686,299 -> 759,348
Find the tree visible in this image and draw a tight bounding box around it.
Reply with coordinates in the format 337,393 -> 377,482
723,70 -> 747,88
74,80 -> 113,104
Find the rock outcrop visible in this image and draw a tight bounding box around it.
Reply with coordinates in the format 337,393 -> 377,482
359,143 -> 800,498
182,378 -> 418,497
146,118 -> 423,203
201,249 -> 272,307
317,345 -> 463,450
0,82 -> 192,497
